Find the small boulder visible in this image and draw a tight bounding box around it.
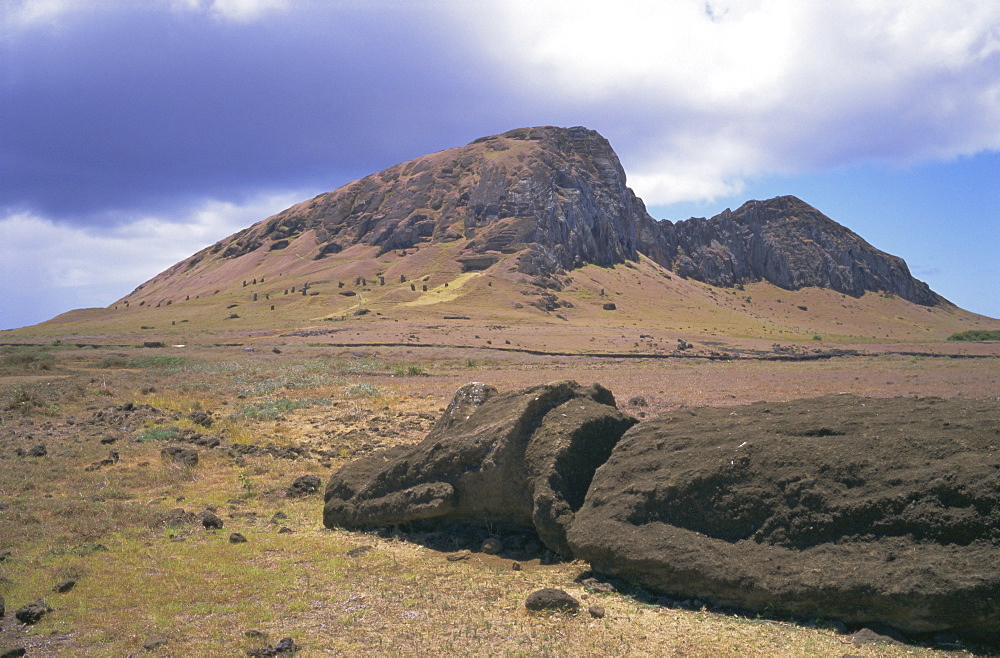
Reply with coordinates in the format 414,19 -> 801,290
200,511 -> 224,530
229,533 -> 248,544
480,537 -> 503,555
1,648 -> 26,658
525,588 -> 579,613
287,475 -> 322,497
143,636 -> 169,651
588,605 -> 606,618
160,446 -> 198,467
27,443 -> 47,457
15,599 -> 52,625
54,579 -> 76,593
601,302 -> 616,311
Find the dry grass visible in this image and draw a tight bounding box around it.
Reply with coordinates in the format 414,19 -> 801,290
0,344 -> 996,656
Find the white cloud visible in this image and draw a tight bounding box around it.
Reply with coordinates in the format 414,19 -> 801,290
0,192 -> 305,328
452,0 -> 1000,204
2,0 -> 289,29
170,0 -> 289,22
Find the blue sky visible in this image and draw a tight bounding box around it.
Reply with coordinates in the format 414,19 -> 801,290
2,0 -> 998,330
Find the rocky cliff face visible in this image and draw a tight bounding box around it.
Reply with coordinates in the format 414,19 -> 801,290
173,126 -> 941,306
650,196 -> 940,305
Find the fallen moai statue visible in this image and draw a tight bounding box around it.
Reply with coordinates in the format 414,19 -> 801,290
567,394 -> 1000,643
323,380 -> 637,556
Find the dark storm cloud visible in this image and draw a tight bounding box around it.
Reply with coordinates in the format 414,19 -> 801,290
1,4 -> 514,224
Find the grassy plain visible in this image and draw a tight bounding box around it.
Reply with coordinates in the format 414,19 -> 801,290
1,339 -> 998,656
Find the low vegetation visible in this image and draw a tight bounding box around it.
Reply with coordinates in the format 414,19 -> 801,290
0,345 -> 996,655
948,329 -> 1000,342
0,345 -> 56,371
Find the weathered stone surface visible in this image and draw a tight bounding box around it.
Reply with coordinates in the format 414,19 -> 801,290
14,599 -> 51,625
648,196 -> 940,304
324,381 -> 637,556
287,475 -> 322,497
525,588 -> 579,612
200,511 -> 224,530
160,446 -> 198,467
567,395 -> 1000,642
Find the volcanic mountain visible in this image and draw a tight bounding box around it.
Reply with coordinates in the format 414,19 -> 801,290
137,126 -> 936,304
21,126 -> 998,348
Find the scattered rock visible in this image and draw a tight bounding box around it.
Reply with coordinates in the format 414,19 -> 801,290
0,550 -> 11,562
189,411 -> 213,427
1,648 -> 26,658
601,303 -> 616,311
511,562 -> 522,571
85,451 -> 120,471
54,579 -> 76,593
579,577 -> 615,594
245,629 -> 267,639
286,475 -> 322,497
14,599 -> 52,625
248,636 -> 297,656
627,396 -> 647,407
525,588 -> 579,613
588,605 -> 606,618
270,511 -> 289,524
346,546 -> 373,558
26,443 -> 46,457
143,636 -> 169,651
850,628 -> 904,646
480,537 -> 503,555
230,532 -> 248,544
200,511 -> 224,530
277,527 -> 294,534
324,381 -> 637,557
160,446 -> 198,467
446,550 -> 472,562
0,595 -> 4,618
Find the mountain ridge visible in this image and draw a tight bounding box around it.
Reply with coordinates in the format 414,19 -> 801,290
128,126 -> 939,309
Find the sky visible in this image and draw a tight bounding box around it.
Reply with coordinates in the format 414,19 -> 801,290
2,0 -> 998,330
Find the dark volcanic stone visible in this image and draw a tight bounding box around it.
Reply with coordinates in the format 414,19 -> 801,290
1,648 -> 26,658
525,588 -> 579,612
54,579 -> 76,593
14,599 -> 51,624
26,443 -> 46,457
567,395 -> 1000,642
480,537 -> 503,555
230,532 -> 248,544
161,446 -> 198,467
201,511 -> 224,530
324,381 -> 637,556
287,475 -> 322,497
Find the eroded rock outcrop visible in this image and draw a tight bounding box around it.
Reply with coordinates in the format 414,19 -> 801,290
567,394 -> 1000,642
323,381 -> 637,556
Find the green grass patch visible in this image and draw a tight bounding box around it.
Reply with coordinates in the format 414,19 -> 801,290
234,397 -> 329,421
343,383 -> 382,399
0,345 -> 56,371
97,354 -> 187,369
947,329 -> 1000,342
